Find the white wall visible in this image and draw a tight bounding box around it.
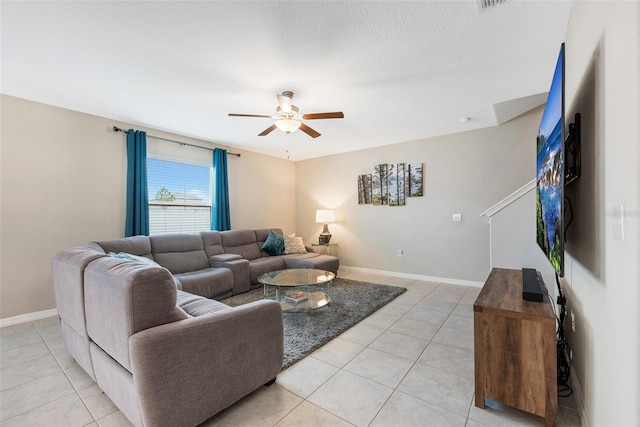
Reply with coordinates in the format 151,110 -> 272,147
560,2 -> 639,426
295,107 -> 542,284
0,95 -> 295,319
467,4 -> 640,424
490,189 -> 559,297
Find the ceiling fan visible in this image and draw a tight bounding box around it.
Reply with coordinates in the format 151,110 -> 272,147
228,91 -> 344,138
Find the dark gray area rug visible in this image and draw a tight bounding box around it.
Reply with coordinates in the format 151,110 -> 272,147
221,278 -> 406,369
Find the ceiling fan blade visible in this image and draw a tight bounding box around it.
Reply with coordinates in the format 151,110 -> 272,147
258,124 -> 277,136
229,113 -> 273,118
302,112 -> 344,120
277,92 -> 293,113
299,123 -> 321,138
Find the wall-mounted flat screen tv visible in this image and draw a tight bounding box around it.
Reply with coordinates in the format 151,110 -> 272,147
536,43 -> 565,277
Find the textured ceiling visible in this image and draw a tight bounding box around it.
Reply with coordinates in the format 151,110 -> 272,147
1,1 -> 572,160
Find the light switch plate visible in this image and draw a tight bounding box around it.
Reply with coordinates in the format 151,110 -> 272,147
452,213 -> 462,222
612,205 -> 624,240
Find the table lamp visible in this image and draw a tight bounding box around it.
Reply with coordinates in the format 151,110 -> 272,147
315,209 -> 335,244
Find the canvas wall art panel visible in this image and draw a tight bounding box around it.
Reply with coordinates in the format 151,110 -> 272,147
408,163 -> 424,197
357,174 -> 372,204
372,164 -> 388,205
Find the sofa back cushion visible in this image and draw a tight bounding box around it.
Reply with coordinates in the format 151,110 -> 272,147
94,236 -> 153,259
255,228 -> 284,256
53,246 -> 108,336
52,245 -> 108,378
220,229 -> 262,260
150,234 -> 209,274
200,231 -> 225,258
84,256 -> 186,371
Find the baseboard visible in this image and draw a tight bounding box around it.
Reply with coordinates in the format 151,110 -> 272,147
570,366 -> 590,427
339,265 -> 484,288
0,308 -> 58,328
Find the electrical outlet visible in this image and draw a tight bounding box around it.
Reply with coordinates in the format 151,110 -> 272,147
397,249 -> 404,258
452,213 -> 462,222
571,311 -> 576,332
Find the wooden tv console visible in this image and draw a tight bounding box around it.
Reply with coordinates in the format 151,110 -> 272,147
473,268 -> 557,427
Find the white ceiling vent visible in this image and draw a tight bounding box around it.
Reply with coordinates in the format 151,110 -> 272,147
476,0 -> 507,13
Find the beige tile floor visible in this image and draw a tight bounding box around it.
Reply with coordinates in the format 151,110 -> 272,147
0,270 -> 582,426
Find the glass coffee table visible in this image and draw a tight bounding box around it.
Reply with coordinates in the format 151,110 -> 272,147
258,268 -> 335,312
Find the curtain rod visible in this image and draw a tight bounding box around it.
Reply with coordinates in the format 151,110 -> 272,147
112,126 -> 241,157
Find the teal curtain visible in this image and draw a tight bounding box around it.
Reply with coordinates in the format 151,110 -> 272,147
125,130 -> 149,236
212,148 -> 231,231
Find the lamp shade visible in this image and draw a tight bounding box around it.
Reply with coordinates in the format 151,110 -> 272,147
315,209 -> 335,223
275,119 -> 301,134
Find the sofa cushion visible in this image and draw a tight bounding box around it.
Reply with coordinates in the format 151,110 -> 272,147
248,257 -> 286,284
52,247 -> 108,340
95,236 -> 152,258
220,229 -> 262,261
107,252 -> 183,290
84,256 -> 185,371
176,290 -> 231,317
109,252 -> 157,265
150,234 -> 209,273
52,246 -> 108,381
200,231 -> 225,257
174,268 -> 234,299
283,253 -> 339,274
261,230 -> 285,256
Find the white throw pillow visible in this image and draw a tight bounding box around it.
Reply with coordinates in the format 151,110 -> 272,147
283,235 -> 307,254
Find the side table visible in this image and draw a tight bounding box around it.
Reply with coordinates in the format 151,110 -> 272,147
312,243 -> 338,257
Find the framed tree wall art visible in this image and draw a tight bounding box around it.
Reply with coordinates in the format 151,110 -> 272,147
358,162 -> 423,206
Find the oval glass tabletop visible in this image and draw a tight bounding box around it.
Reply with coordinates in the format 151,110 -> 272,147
257,269 -> 335,287
258,268 -> 335,311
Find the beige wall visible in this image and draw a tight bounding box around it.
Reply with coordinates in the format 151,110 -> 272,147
0,93 -> 543,320
295,107 -> 542,283
560,2 -> 639,425
0,95 -> 295,319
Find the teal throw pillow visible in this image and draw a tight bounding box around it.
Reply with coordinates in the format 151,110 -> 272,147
261,231 -> 285,256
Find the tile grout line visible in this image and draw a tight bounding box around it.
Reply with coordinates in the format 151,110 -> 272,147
0,322 -> 81,424
361,284 -> 448,426
35,321 -> 100,424
370,290 -> 468,423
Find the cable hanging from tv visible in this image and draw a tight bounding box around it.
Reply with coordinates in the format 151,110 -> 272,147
555,273 -> 573,397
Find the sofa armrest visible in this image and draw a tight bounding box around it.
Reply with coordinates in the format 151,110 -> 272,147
209,253 -> 243,262
209,257 -> 250,294
129,299 -> 283,427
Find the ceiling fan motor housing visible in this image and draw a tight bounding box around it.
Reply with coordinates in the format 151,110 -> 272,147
276,105 -> 300,120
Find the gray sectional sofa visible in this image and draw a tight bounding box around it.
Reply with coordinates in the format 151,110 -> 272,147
52,228 -> 339,427
95,227 -> 339,299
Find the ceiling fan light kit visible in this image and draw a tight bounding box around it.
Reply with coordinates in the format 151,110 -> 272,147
229,91 -> 344,138
275,119 -> 301,134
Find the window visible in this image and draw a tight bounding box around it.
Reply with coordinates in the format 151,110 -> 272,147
147,157 -> 212,235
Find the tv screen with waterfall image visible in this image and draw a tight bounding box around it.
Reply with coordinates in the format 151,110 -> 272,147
536,44 -> 565,276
